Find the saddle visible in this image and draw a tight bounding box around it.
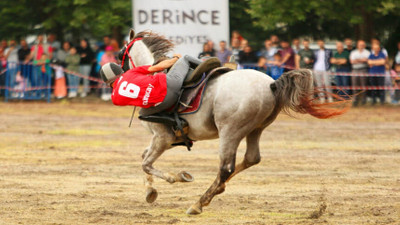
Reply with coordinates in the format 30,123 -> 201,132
139,56 -> 233,150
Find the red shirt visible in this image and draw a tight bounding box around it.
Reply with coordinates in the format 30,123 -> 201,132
111,65 -> 167,108
31,44 -> 53,60
280,47 -> 295,68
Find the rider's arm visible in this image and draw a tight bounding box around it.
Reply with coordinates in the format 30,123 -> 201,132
148,54 -> 182,73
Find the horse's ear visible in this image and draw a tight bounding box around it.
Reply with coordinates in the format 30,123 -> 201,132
129,29 -> 135,41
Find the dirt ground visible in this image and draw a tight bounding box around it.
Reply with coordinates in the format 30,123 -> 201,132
0,100 -> 399,225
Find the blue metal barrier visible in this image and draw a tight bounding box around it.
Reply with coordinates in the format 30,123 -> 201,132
5,62 -> 51,102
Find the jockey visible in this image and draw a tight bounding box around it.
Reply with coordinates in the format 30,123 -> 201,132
100,54 -> 198,124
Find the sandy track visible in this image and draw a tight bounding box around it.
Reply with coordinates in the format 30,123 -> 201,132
0,102 -> 399,224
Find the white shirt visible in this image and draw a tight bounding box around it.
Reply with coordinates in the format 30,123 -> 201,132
395,51 -> 400,64
313,49 -> 326,71
5,47 -> 19,63
350,48 -> 370,69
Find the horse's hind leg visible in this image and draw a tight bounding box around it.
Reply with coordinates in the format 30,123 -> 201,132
226,128 -> 262,183
186,137 -> 241,215
204,129 -> 262,201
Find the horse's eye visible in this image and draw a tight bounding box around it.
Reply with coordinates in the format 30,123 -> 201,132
118,46 -> 126,60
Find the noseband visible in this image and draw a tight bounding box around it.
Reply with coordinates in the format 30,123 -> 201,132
119,38 -> 143,72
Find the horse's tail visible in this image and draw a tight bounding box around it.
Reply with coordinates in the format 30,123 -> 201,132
270,69 -> 350,119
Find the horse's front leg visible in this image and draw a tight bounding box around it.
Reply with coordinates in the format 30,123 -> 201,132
142,147 -> 158,203
142,131 -> 194,184
141,123 -> 194,203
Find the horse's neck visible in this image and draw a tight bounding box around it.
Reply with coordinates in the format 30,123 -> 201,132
131,41 -> 155,67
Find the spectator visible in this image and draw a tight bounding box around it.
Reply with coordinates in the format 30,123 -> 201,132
17,39 -> 31,85
26,35 -> 53,62
331,41 -> 351,98
110,38 -> 120,54
5,39 -> 19,64
1,40 -> 8,49
231,30 -> 244,44
295,39 -> 314,69
65,47 -> 80,98
4,40 -> 19,95
216,41 -> 232,65
206,40 -> 216,56
33,53 -> 51,97
53,41 -> 71,99
344,38 -> 355,53
259,39 -> 278,62
17,39 -> 30,62
99,46 -> 117,101
0,47 -> 6,96
99,35 -> 111,51
350,40 -> 370,106
371,38 -> 388,59
391,41 -> 400,104
278,40 -> 295,71
292,38 -> 301,54
230,38 -> 241,64
25,35 -> 53,96
76,39 -> 94,97
240,39 -> 249,50
368,42 -> 386,105
313,39 -> 333,103
268,52 -> 284,80
47,33 -> 61,53
270,35 -> 280,48
258,39 -> 278,72
239,46 -> 258,65
198,42 -> 213,59
56,41 -> 71,66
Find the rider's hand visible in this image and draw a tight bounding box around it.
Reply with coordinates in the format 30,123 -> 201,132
173,53 -> 182,59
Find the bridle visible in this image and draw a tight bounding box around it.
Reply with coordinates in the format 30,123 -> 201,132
119,37 -> 143,72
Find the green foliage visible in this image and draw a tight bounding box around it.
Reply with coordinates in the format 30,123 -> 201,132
1,0 -> 399,53
0,0 -> 131,41
246,0 -> 400,43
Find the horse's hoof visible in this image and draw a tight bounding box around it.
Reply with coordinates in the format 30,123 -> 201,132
177,171 -> 194,182
186,205 -> 202,215
145,187 -> 158,203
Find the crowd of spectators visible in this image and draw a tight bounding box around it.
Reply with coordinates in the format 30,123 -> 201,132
200,31 -> 400,105
0,34 -> 124,101
1,31 -> 400,105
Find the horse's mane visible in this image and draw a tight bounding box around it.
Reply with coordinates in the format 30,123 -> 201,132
134,31 -> 174,62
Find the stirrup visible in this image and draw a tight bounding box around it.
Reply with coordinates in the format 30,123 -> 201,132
173,112 -> 192,151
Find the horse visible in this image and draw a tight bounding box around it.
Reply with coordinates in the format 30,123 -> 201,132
120,29 -> 348,215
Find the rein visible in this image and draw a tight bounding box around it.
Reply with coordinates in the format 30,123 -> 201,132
121,38 -> 143,70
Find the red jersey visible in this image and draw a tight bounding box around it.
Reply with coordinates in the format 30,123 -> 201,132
111,65 -> 167,108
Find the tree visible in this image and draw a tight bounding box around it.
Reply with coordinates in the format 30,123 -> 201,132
229,0 -> 266,49
0,0 -> 132,42
0,0 -> 33,39
246,0 -> 400,44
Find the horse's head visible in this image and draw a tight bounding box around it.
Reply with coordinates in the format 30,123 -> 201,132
119,29 -> 174,72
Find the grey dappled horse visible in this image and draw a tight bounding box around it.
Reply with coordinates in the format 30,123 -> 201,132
123,30 -> 347,214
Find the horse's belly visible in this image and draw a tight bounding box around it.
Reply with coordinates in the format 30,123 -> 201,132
182,79 -> 219,141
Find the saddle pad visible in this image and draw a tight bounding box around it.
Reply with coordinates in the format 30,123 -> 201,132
178,67 -> 232,115
178,82 -> 208,115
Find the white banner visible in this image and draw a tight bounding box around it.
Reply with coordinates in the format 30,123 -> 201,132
132,0 -> 229,57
